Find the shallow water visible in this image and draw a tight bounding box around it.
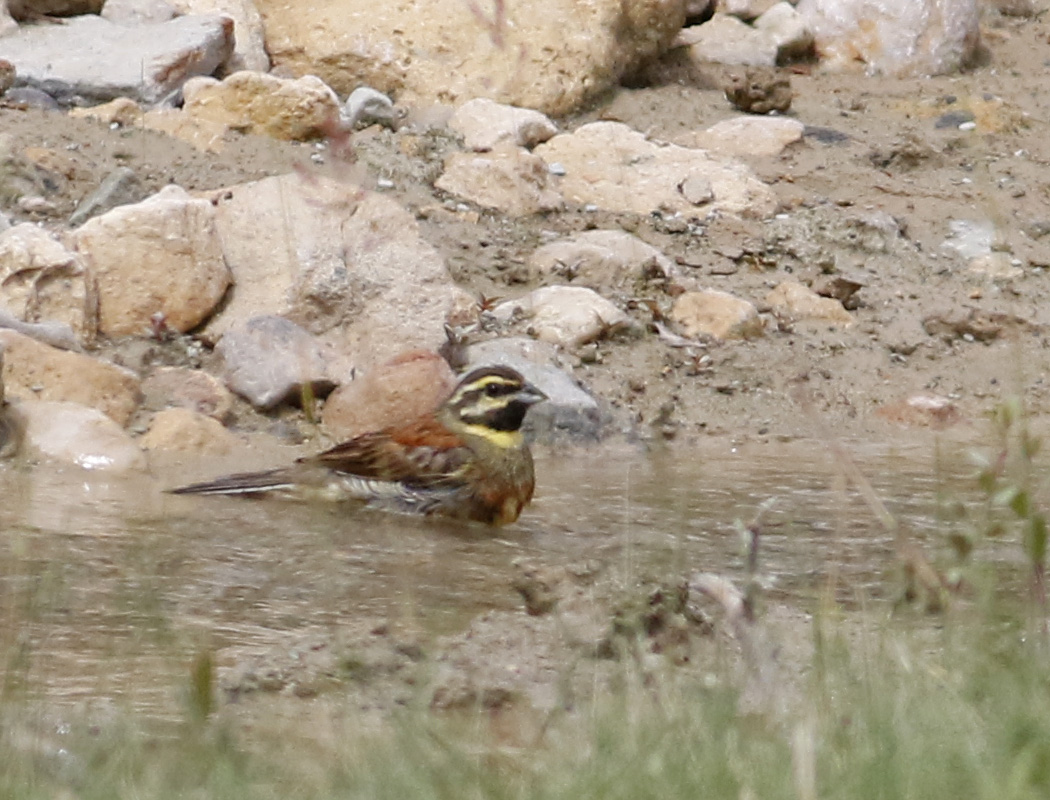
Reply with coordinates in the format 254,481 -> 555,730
0,436 -> 993,719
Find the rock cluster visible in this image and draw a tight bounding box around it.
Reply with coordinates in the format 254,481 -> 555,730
0,0 -> 982,470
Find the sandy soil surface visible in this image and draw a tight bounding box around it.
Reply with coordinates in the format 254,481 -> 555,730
3,13 -> 1049,452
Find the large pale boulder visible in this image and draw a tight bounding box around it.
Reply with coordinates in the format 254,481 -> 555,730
535,122 -> 778,219
203,173 -> 466,369
796,0 -> 980,76
255,0 -> 688,116
0,329 -> 141,424
0,224 -> 97,345
70,185 -> 231,337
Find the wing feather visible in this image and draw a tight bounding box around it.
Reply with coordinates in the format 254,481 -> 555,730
301,417 -> 472,487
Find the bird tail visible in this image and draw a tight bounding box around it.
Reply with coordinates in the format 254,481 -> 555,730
168,468 -> 297,496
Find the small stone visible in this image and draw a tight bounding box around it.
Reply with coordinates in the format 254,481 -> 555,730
0,58 -> 14,95
68,97 -> 144,127
141,366 -> 234,420
139,407 -> 237,454
753,2 -> 814,60
448,97 -> 558,152
876,394 -> 963,429
18,400 -> 146,472
966,252 -> 1023,280
435,145 -> 564,217
528,229 -> 676,289
69,166 -> 144,227
764,281 -> 854,325
182,71 -> 341,141
342,86 -> 398,129
670,289 -> 764,340
723,65 -> 792,114
493,286 -> 629,348
679,174 -> 715,205
690,115 -> 804,157
676,13 -> 778,67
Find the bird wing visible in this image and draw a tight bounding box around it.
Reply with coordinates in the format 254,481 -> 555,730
302,416 -> 473,488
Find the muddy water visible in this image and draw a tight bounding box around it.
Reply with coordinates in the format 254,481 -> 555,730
0,437 -> 975,719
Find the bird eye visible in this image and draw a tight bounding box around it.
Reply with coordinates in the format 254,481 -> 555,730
486,383 -> 503,397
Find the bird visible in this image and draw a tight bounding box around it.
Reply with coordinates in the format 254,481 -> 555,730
169,365 -> 547,526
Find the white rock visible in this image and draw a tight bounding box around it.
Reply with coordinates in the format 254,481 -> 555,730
342,86 -> 397,128
448,98 -> 558,152
168,0 -> 271,73
18,400 -> 146,472
436,145 -> 564,217
534,121 -> 777,219
0,223 -> 97,346
796,0 -> 980,76
256,0 -> 687,116
70,185 -> 231,337
688,116 -> 805,158
0,14 -> 234,105
203,173 -> 464,368
493,285 -> 629,348
670,289 -> 763,340
754,2 -> 815,60
528,229 -> 675,289
675,14 -> 778,67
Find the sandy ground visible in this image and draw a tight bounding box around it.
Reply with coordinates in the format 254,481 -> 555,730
3,12 -> 1050,451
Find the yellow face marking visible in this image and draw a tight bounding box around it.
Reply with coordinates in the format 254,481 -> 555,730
460,423 -> 523,450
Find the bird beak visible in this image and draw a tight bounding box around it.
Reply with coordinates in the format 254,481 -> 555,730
519,383 -> 547,405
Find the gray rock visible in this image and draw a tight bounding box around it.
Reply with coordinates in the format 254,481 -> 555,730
217,315 -> 334,410
0,86 -> 59,110
0,14 -> 234,105
69,166 -> 144,227
465,337 -> 605,441
342,86 -> 398,128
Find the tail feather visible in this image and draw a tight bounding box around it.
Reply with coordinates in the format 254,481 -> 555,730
168,468 -> 296,496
